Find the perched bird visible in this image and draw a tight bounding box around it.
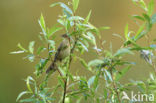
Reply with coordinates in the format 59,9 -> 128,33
46,34 -> 71,74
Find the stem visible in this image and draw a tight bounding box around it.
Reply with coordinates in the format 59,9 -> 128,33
62,39 -> 78,103
110,68 -> 121,103
62,12 -> 78,103
62,79 -> 67,103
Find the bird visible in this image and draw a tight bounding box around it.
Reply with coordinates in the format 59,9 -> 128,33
46,34 -> 71,74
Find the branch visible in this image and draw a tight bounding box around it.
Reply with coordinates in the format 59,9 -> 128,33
62,11 -> 78,103
110,67 -> 121,103
62,38 -> 78,103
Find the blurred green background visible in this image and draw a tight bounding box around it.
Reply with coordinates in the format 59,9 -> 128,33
0,0 -> 156,102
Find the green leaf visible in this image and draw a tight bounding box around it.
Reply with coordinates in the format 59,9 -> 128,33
35,59 -> 48,76
17,43 -> 28,52
26,54 -> 35,62
135,81 -> 146,93
63,9 -> 71,18
50,2 -> 73,15
66,19 -> 71,30
115,66 -> 131,81
88,23 -> 101,38
93,75 -> 99,90
88,76 -> 96,88
86,32 -> 96,45
77,57 -> 91,71
50,2 -> 60,8
104,69 -> 112,81
124,24 -> 129,39
37,46 -> 46,55
132,0 -> 147,11
38,13 -> 46,36
47,26 -> 63,38
150,44 -> 156,48
139,0 -> 147,11
88,59 -> 103,67
72,0 -> 80,12
112,34 -> 124,41
99,26 -> 111,30
151,13 -> 156,24
114,48 -> 134,57
78,41 -> 88,52
28,41 -> 35,54
134,23 -> 145,41
68,16 -> 84,21
58,76 -> 64,88
84,10 -> 92,23
142,13 -> 150,22
148,0 -> 154,16
26,76 -> 34,93
19,98 -> 36,102
16,91 -> 30,102
132,15 -> 145,21
57,19 -> 64,25
48,40 -> 55,49
10,51 -> 25,54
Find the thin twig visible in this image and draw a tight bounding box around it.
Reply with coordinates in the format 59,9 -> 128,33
62,11 -> 78,103
62,39 -> 78,103
110,67 -> 121,103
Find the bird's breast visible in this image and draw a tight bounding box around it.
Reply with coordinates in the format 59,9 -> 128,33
59,46 -> 70,59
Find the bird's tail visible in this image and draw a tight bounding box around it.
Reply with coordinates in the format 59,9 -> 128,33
46,62 -> 57,74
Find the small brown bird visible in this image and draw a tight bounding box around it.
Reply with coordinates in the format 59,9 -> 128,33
46,34 -> 71,74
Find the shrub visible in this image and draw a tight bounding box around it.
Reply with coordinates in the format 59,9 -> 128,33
11,0 -> 156,102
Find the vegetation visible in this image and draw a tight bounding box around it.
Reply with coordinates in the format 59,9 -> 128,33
11,0 -> 156,102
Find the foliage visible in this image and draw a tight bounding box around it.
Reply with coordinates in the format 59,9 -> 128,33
11,0 -> 156,103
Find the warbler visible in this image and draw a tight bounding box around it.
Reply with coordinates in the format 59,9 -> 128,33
46,34 -> 71,74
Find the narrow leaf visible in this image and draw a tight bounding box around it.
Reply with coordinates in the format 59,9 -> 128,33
151,13 -> 156,24
72,0 -> 80,12
88,76 -> 96,88
68,16 -> 84,21
148,0 -> 154,16
47,26 -> 63,38
134,23 -> 145,41
26,76 -> 33,93
17,43 -> 27,52
84,10 -> 92,23
28,41 -> 35,54
50,2 -> 73,15
19,98 -> 36,102
115,66 -> 131,81
99,26 -> 110,30
114,48 -> 134,57
16,91 -> 30,102
88,59 -> 103,67
132,15 -> 145,21
10,51 -> 25,54
38,14 -> 46,36
124,24 -> 129,39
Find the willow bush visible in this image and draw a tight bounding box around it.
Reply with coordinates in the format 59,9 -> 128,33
11,0 -> 156,103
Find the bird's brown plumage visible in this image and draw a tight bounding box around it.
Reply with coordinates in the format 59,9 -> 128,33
46,34 -> 70,74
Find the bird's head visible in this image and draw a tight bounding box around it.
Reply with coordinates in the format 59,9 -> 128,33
62,34 -> 70,40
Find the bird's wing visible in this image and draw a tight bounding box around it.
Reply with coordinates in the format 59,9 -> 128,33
54,42 -> 68,62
